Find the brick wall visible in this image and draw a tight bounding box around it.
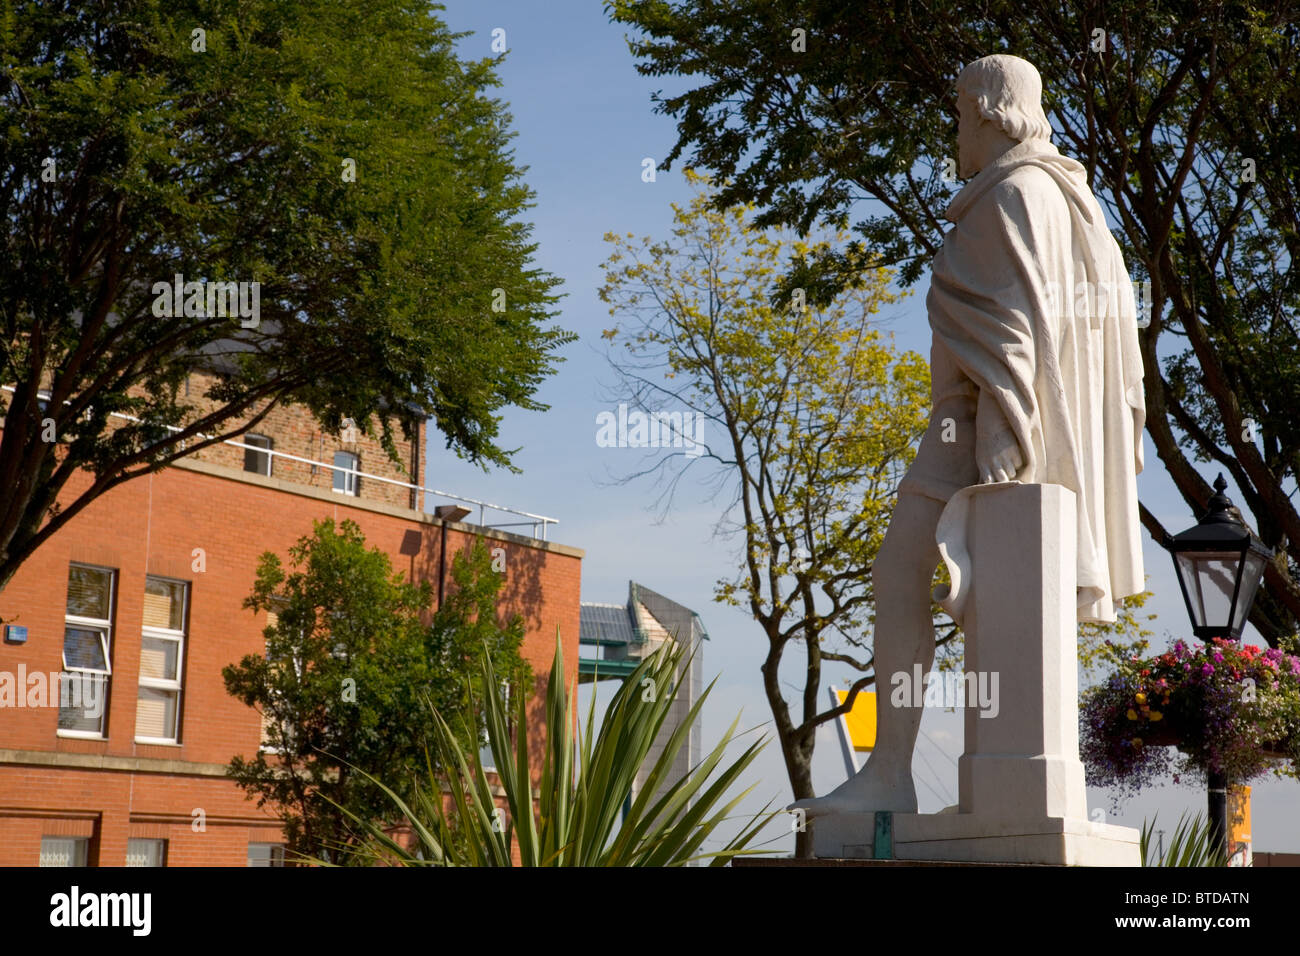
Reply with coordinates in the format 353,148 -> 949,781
182,371 -> 425,511
0,453 -> 582,866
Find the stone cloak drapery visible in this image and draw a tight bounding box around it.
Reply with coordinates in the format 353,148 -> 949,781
927,139 -> 1145,624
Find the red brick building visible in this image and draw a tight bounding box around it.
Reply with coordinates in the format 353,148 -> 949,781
0,384 -> 582,866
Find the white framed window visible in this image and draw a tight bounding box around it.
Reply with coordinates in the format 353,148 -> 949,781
135,576 -> 188,743
126,838 -> 167,867
60,564 -> 115,738
40,836 -> 89,867
243,433 -> 273,476
247,843 -> 285,867
332,451 -> 359,496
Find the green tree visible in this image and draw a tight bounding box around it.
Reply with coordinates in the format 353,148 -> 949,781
608,0 -> 1300,644
0,0 -> 573,596
599,170 -> 931,855
222,518 -> 530,864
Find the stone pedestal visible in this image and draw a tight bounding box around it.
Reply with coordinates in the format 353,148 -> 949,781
812,483 -> 1140,865
811,811 -> 1140,865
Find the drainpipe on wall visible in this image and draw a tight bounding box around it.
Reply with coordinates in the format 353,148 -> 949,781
409,419 -> 422,512
433,504 -> 472,606
438,520 -> 447,607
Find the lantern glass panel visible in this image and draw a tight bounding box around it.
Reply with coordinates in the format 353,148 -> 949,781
1174,551 -> 1240,631
1230,550 -> 1268,636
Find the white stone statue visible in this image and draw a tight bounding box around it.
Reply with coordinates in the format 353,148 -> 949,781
793,53 -> 1146,823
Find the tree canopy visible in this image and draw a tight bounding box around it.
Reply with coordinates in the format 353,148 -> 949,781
608,0 -> 1300,643
0,0 -> 572,593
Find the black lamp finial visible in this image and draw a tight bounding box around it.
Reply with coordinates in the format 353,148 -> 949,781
1201,473 -> 1239,526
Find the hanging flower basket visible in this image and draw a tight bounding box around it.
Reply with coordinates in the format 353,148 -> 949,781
1080,638 -> 1300,802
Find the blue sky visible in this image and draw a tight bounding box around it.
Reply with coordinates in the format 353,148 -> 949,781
424,1 -> 1300,856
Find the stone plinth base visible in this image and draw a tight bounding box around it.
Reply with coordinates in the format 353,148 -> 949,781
811,811 -> 1140,867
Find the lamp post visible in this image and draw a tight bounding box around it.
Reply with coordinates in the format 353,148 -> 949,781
1163,473 -> 1273,861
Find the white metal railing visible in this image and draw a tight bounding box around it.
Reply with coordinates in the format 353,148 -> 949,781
2,385 -> 558,539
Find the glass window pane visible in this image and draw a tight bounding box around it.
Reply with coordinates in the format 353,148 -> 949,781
63,627 -> 108,671
332,452 -> 358,494
1192,555 -> 1239,631
248,843 -> 285,867
332,452 -> 347,491
40,837 -> 88,867
59,673 -> 107,734
244,435 -> 272,476
1231,551 -> 1269,634
143,578 -> 185,631
67,566 -> 112,619
260,708 -> 276,750
135,687 -> 177,740
140,635 -> 179,681
126,838 -> 166,867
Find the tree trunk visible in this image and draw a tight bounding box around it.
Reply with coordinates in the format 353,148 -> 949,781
782,732 -> 816,859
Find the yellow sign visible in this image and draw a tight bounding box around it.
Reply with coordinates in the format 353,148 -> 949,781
1228,785 -> 1251,867
835,689 -> 877,751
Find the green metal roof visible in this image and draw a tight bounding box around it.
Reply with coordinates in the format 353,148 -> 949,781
578,657 -> 641,682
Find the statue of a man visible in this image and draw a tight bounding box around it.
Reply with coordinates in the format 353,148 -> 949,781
796,54 -> 1146,818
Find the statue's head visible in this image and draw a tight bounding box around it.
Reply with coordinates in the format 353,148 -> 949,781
955,55 -> 1052,176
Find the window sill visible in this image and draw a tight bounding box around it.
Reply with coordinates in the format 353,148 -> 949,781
134,738 -> 182,747
56,731 -> 106,741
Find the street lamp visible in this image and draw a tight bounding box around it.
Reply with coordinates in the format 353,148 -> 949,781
1163,472 -> 1273,861
1166,474 -> 1272,642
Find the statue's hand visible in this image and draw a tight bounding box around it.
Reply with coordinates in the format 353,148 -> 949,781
977,427 -> 1024,484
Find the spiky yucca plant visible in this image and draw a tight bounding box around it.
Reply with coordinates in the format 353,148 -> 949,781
336,634 -> 775,865
1140,812 -> 1230,867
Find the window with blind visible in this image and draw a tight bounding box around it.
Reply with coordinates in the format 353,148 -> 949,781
39,836 -> 89,867
247,843 -> 285,867
60,564 -> 115,737
135,576 -> 188,743
256,607 -> 302,753
126,838 -> 167,867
